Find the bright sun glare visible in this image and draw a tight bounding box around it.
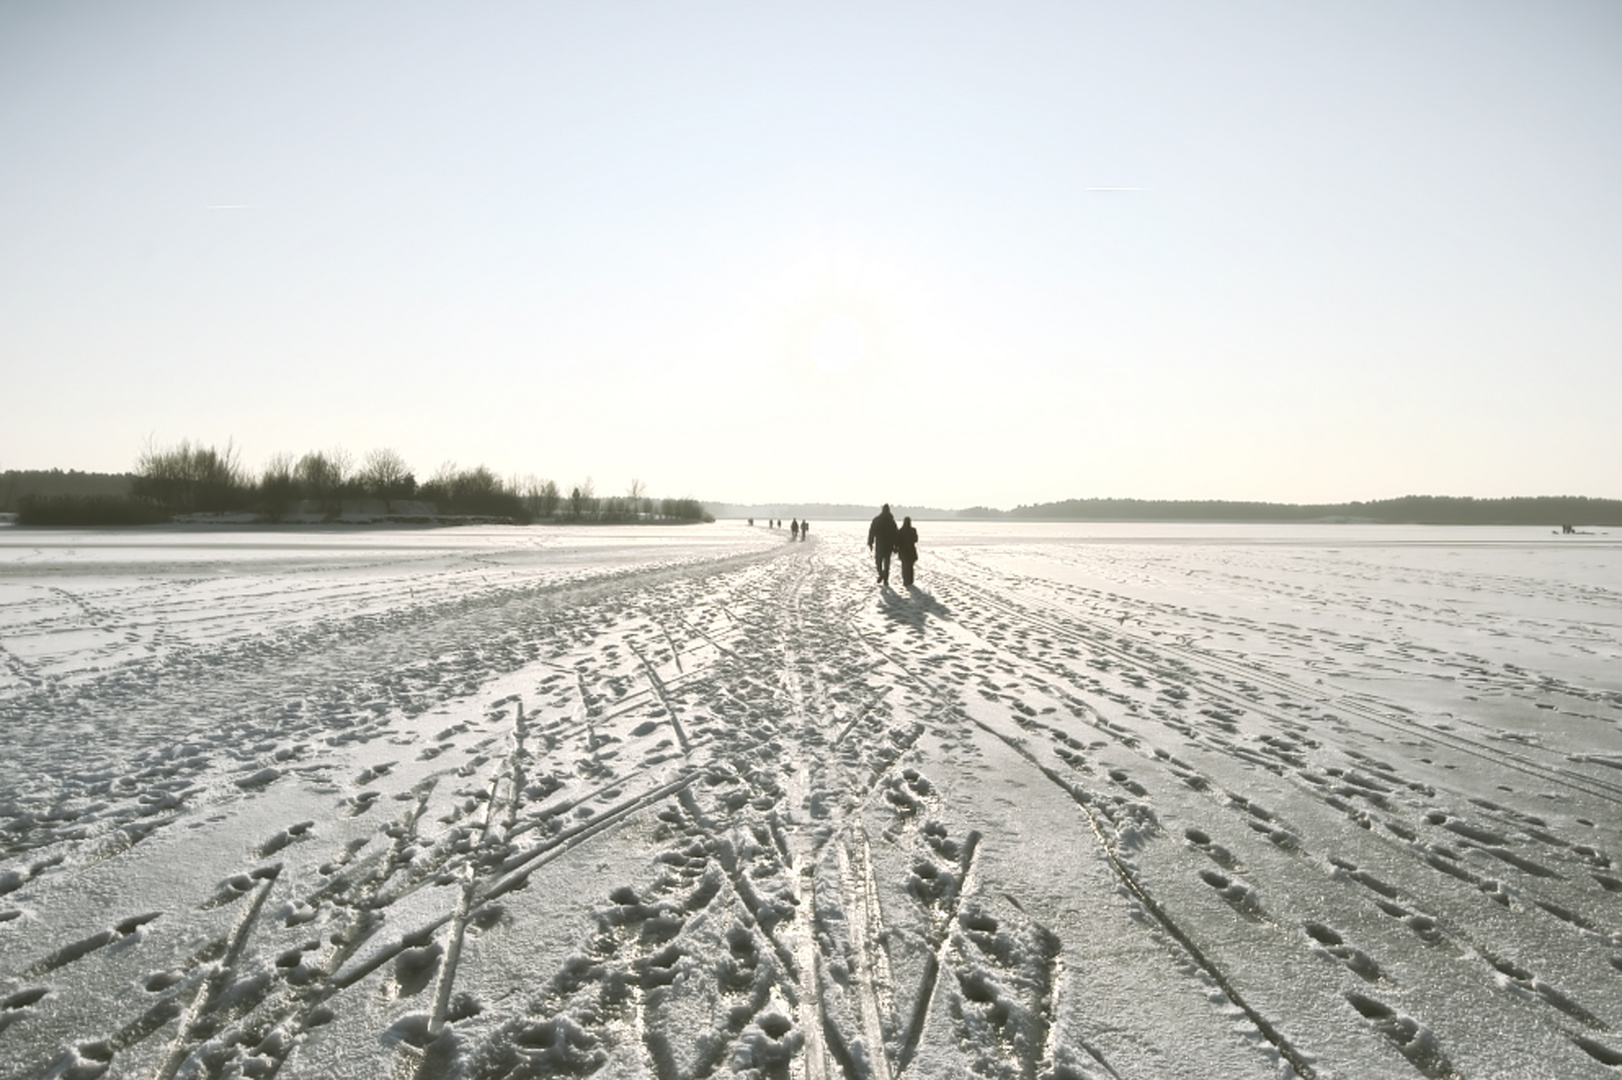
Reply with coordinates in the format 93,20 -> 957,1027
811,313 -> 865,375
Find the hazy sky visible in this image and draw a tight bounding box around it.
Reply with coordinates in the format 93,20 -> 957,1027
3,2 -> 1618,507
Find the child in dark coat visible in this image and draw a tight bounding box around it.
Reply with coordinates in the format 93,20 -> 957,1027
895,516 -> 919,586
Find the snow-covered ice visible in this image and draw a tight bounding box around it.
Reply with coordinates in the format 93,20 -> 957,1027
2,520 -> 1620,1079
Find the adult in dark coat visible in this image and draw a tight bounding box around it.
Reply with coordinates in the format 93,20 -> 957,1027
867,504 -> 899,585
895,516 -> 919,586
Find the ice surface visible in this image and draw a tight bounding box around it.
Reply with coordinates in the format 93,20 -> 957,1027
1,521 -> 1620,1078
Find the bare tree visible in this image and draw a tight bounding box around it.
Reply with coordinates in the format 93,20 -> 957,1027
569,477 -> 596,521
520,475 -> 561,519
134,438 -> 247,512
425,461 -> 458,490
295,449 -> 350,518
259,452 -> 297,521
455,465 -> 502,502
0,463 -> 17,514
414,463 -> 529,519
357,448 -> 415,501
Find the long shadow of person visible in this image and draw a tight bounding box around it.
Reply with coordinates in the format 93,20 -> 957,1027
878,584 -> 951,634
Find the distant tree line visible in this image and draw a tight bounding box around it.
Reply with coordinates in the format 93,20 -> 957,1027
966,495 -> 1622,526
9,442 -> 711,526
706,496 -> 1621,526
1,469 -> 133,512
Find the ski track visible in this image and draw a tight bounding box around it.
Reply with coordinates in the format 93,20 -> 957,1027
2,523 -> 1621,1079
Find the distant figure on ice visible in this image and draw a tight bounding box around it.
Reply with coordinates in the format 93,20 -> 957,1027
800,520 -> 810,540
895,515 -> 919,586
791,518 -> 800,541
868,504 -> 899,586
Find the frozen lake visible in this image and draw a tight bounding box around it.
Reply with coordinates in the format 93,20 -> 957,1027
2,521 -> 1620,1078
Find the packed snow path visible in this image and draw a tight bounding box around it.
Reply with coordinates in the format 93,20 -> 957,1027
2,523 -> 1621,1079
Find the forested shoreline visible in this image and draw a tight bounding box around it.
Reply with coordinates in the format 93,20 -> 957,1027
7,466 -> 1617,527
714,495 -> 1622,526
2,443 -> 710,525
971,495 -> 1622,526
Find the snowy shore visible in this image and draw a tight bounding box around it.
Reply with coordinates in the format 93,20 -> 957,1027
2,521 -> 1620,1079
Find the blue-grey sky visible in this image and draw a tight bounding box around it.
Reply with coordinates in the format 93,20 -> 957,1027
3,1 -> 1618,507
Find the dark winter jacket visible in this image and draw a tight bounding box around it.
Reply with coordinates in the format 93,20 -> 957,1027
867,509 -> 899,553
895,523 -> 918,562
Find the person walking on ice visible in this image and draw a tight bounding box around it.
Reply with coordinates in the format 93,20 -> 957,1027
895,515 -> 919,586
867,503 -> 899,586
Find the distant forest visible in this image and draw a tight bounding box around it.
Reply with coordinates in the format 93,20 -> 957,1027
974,495 -> 1622,526
711,496 -> 1622,526
8,469 -> 1617,527
3,443 -> 710,525
1,469 -> 134,511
